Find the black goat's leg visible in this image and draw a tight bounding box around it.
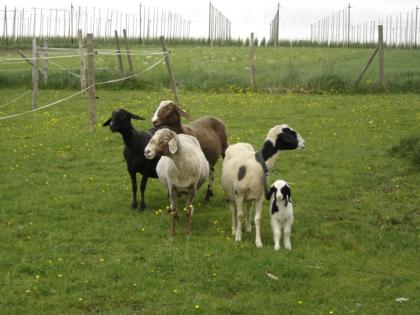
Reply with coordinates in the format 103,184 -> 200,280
139,176 -> 148,211
129,172 -> 138,209
204,166 -> 214,202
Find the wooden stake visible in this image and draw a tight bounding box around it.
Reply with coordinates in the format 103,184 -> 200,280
114,30 -> 125,78
378,25 -> 384,86
43,39 -> 48,85
86,33 -> 96,131
249,32 -> 256,91
160,36 -> 181,105
356,46 -> 379,85
32,38 -> 39,109
123,29 -> 134,76
78,29 -> 86,94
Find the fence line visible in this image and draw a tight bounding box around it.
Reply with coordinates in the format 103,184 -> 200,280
269,3 -> 280,46
1,4 -> 191,42
208,2 -> 231,45
0,56 -> 165,121
48,58 -> 80,78
310,4 -> 420,47
0,89 -> 30,108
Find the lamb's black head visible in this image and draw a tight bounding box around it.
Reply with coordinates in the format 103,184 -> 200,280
102,109 -> 145,133
262,124 -> 305,160
268,180 -> 292,211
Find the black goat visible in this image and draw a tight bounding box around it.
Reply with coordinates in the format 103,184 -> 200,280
103,109 -> 159,210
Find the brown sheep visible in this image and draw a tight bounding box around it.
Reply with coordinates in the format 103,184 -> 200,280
151,100 -> 228,201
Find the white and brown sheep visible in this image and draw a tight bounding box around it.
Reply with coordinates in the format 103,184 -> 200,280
221,125 -> 304,247
144,128 -> 209,236
151,101 -> 228,201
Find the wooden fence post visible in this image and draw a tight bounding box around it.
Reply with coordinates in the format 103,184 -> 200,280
86,34 -> 96,131
43,39 -> 48,85
249,32 -> 256,91
123,29 -> 134,76
160,35 -> 181,105
378,25 -> 384,86
32,38 -> 39,109
114,30 -> 125,78
78,29 -> 86,94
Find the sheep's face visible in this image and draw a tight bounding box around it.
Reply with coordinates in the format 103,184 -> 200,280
266,124 -> 304,151
152,101 -> 191,128
102,109 -> 145,133
144,128 -> 178,159
268,180 -> 292,213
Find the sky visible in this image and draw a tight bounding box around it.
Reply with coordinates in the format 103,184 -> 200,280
5,0 -> 420,39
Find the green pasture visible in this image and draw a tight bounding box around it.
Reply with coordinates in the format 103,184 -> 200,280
1,45 -> 420,92
0,89 -> 419,314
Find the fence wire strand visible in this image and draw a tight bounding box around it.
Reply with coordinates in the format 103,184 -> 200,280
0,90 -> 31,109
0,57 -> 165,121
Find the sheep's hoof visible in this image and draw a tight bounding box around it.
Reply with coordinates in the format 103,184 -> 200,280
246,225 -> 252,232
255,240 -> 263,248
131,203 -> 138,209
139,203 -> 146,211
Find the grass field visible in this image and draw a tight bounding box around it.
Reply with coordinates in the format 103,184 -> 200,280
0,89 -> 419,314
1,46 -> 420,93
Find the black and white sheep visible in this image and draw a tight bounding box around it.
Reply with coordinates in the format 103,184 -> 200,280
103,108 -> 159,210
144,128 -> 209,236
151,100 -> 228,201
267,180 -> 293,251
221,125 -> 304,247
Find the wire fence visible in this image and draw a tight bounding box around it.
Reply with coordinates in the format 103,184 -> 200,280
1,4 -> 420,47
1,4 -> 190,43
311,5 -> 420,47
0,55 -> 166,120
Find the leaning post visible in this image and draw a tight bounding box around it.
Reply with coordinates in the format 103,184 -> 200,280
160,35 -> 181,105
378,25 -> 384,86
78,29 -> 86,94
123,29 -> 134,76
31,38 -> 39,109
86,33 -> 97,131
249,32 -> 256,91
114,30 -> 125,78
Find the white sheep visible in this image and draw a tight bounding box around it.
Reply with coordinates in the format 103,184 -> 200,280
144,128 -> 209,236
221,125 -> 304,248
267,180 -> 293,251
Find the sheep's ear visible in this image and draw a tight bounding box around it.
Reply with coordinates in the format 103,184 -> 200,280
266,186 -> 277,200
168,137 -> 178,154
103,118 -> 112,126
172,103 -> 192,120
128,112 -> 145,120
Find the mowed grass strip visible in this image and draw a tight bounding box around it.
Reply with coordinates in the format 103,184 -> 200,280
0,90 -> 419,314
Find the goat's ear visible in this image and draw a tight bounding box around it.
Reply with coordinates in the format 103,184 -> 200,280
128,112 -> 145,120
103,117 -> 112,126
266,186 -> 277,200
168,137 -> 178,154
172,103 -> 192,120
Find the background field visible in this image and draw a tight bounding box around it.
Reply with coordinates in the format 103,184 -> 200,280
1,46 -> 420,93
1,89 -> 419,314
